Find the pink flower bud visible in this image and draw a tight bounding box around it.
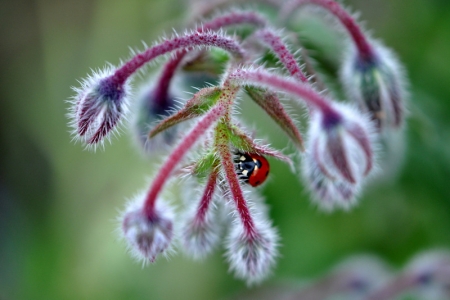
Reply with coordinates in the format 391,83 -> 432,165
302,103 -> 375,209
340,40 -> 408,131
180,174 -> 222,260
226,218 -> 279,285
121,193 -> 174,264
302,150 -> 359,210
69,67 -> 130,147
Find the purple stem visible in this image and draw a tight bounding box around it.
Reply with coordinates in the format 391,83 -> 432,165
194,168 -> 218,225
153,11 -> 267,105
216,132 -> 256,238
282,0 -> 374,61
255,28 -> 308,82
228,68 -> 341,121
112,32 -> 244,86
152,54 -> 185,107
143,104 -> 225,219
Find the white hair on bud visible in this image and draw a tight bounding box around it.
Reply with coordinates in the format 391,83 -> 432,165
67,65 -> 132,150
340,39 -> 408,131
225,207 -> 279,285
302,102 -> 377,211
120,191 -> 175,265
179,184 -> 223,260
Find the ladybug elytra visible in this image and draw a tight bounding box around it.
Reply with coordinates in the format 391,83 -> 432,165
234,152 -> 270,187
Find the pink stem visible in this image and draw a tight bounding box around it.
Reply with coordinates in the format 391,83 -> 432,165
228,68 -> 341,121
152,54 -> 185,106
216,130 -> 256,238
256,28 -> 308,82
282,0 -> 374,61
153,11 -> 266,104
112,32 -> 244,85
195,168 -> 219,224
143,105 -> 225,219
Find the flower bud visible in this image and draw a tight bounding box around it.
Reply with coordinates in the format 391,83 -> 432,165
302,150 -> 359,210
121,193 -> 174,263
180,208 -> 222,260
302,104 -> 375,210
340,41 -> 407,131
226,218 -> 279,285
292,255 -> 391,299
180,177 -> 222,260
69,67 -> 130,147
405,250 -> 450,299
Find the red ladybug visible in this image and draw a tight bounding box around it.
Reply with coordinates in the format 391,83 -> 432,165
234,152 -> 270,187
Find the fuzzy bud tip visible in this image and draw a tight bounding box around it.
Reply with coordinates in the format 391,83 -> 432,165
121,194 -> 174,264
69,67 -> 130,147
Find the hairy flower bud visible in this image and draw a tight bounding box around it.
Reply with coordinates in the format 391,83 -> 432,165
121,193 -> 174,263
180,175 -> 222,260
367,250 -> 450,300
293,255 -> 391,299
69,67 -> 130,147
405,250 -> 450,299
181,208 -> 222,260
302,150 -> 359,210
226,218 -> 279,285
302,104 -> 375,210
340,41 -> 407,131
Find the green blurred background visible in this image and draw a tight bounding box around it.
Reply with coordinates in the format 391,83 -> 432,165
1,0 -> 450,299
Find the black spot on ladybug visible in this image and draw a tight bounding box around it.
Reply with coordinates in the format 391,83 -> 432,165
234,151 -> 270,187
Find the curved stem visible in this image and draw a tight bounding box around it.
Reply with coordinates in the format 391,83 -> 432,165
228,68 -> 341,121
143,105 -> 225,219
282,0 -> 374,61
112,32 -> 244,85
194,168 -> 219,224
152,54 -> 185,106
255,28 -> 308,82
153,11 -> 267,106
215,124 -> 256,238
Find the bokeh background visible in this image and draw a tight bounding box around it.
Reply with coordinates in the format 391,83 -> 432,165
1,0 -> 450,299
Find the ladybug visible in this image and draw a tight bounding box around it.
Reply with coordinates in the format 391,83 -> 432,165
234,152 -> 270,187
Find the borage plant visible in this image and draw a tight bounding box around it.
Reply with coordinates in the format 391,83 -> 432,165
68,0 -> 407,284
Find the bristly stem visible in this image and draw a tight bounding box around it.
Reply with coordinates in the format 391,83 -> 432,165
228,68 -> 341,121
255,28 -> 309,82
153,11 -> 267,106
143,104 -> 225,219
194,168 -> 219,224
112,32 -> 245,85
152,54 -> 185,107
282,0 -> 374,61
215,125 -> 256,238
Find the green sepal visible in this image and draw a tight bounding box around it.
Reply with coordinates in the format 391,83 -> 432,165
148,87 -> 222,138
218,121 -> 293,166
245,86 -> 304,151
191,150 -> 220,179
